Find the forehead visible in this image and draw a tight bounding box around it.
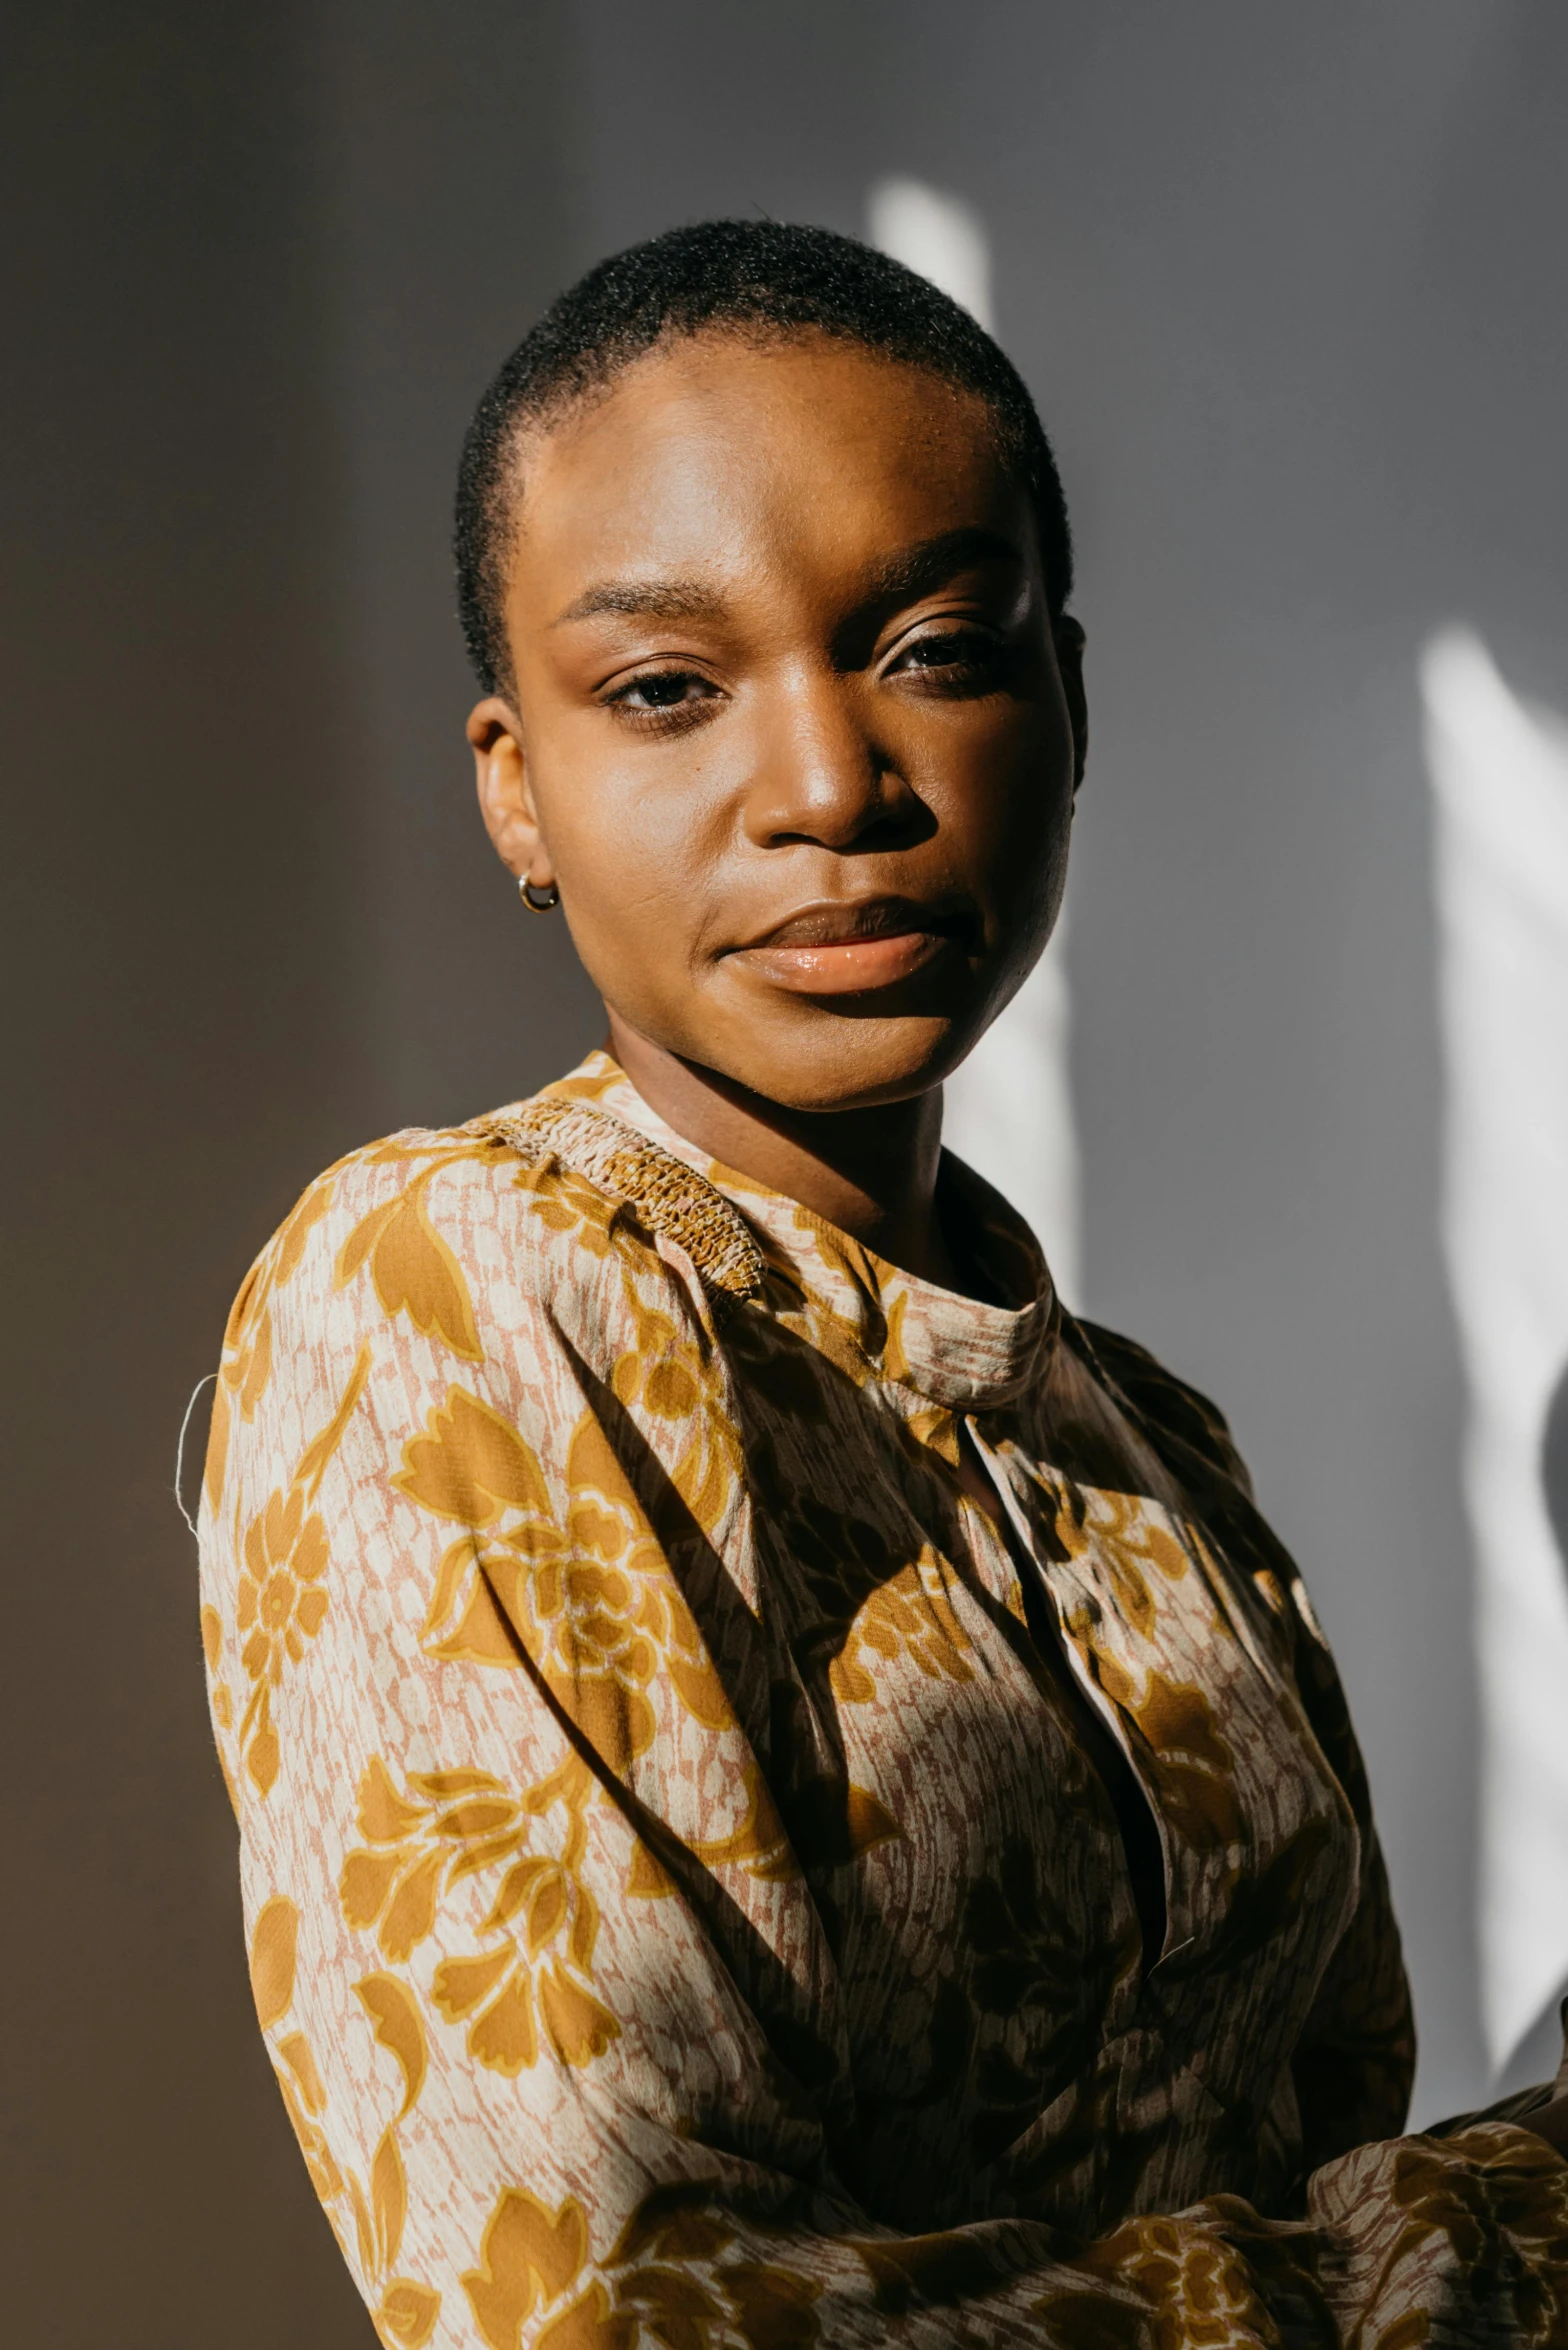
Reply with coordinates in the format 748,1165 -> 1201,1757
507,334 -> 1030,611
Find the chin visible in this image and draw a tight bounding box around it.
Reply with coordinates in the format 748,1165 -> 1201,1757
717,1014 -> 980,1115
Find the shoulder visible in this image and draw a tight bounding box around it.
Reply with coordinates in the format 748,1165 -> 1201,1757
201,1104 -> 676,1527
215,1116 -> 526,1364
221,1105 -> 705,1365
1063,1318 -> 1342,1708
1067,1315 -> 1345,1686
211,1090 -> 760,1428
201,1091 -> 758,1567
1069,1316 -> 1255,1501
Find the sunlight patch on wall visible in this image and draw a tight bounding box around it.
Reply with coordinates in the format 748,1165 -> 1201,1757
1424,626 -> 1568,2075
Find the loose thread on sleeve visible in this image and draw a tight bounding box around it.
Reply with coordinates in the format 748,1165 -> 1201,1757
174,1372 -> 219,1539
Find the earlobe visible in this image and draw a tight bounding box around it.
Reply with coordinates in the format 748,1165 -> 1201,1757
1054,616 -> 1089,794
468,696 -> 555,891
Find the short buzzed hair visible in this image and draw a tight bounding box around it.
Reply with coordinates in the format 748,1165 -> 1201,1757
454,219 -> 1074,697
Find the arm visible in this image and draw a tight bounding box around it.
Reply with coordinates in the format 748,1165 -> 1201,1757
1275,1576 -> 1417,2165
1526,2096 -> 1568,2157
1073,1317 -> 1416,2163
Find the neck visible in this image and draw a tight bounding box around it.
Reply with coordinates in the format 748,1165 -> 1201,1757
604,1018 -> 960,1289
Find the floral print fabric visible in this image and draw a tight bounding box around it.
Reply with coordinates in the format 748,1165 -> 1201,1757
200,1051 -> 1568,2347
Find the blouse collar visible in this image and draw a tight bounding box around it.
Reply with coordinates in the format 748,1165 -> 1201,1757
538,1052 -> 1059,1415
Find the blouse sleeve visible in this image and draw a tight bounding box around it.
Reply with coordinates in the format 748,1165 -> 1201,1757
1272,1570 -> 1418,2165
198,1156 -> 1568,2350
1073,1315 -> 1418,2163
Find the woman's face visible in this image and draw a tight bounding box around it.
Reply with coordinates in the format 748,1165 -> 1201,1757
471,331 -> 1085,1114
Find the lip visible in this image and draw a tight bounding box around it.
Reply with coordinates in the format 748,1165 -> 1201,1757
723,896 -> 972,996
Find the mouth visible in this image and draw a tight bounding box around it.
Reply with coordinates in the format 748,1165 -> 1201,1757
723,896 -> 974,996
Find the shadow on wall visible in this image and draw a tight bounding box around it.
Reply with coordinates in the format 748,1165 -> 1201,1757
1512,1357 -> 1568,2090
1543,1360 -> 1568,1577
1424,630 -> 1568,2096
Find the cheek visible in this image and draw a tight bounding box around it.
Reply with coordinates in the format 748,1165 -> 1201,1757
922,702 -> 1075,890
532,745 -> 721,996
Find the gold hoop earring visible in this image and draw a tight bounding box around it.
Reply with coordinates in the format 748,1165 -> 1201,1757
519,876 -> 559,913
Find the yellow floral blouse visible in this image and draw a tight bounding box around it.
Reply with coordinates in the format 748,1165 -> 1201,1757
199,1051 -> 1568,2349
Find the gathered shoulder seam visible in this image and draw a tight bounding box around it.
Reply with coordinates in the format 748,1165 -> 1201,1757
478,1096 -> 765,1304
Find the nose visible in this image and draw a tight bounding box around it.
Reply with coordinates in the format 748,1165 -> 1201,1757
739,667 -> 924,852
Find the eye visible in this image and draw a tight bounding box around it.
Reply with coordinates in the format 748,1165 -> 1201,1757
887,626 -> 1008,692
603,667 -> 722,725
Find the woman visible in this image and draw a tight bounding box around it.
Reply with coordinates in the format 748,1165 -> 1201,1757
200,223 -> 1567,2347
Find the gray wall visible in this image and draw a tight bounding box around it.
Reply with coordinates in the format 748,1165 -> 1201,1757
4,6 -> 1565,2341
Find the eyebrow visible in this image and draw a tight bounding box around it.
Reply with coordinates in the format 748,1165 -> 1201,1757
859,526 -> 1027,606
551,577 -> 725,627
549,526 -> 1026,632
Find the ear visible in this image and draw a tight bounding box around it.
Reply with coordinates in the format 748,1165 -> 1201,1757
468,698 -> 554,891
1053,616 -> 1088,795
